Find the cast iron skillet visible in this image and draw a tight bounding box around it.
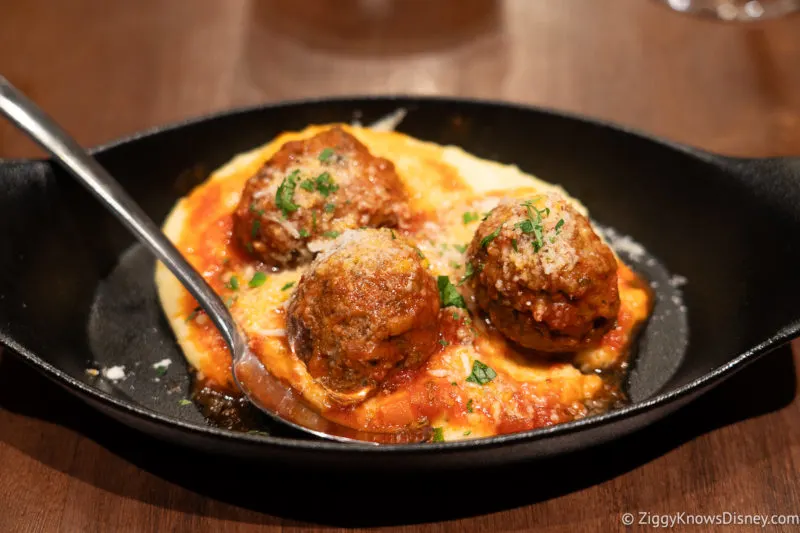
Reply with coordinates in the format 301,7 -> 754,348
1,97 -> 799,471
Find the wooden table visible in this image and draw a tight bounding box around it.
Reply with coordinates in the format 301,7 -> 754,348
1,1 -> 799,531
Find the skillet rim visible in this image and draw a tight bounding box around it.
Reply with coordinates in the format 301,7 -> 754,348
2,94 -> 799,454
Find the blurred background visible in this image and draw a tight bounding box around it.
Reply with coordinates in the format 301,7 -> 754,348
1,1 -> 799,531
1,0 -> 798,160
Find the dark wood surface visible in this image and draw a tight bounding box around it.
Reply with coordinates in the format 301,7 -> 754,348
1,1 -> 799,531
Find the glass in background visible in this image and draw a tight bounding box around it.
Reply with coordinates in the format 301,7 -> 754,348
658,0 -> 800,21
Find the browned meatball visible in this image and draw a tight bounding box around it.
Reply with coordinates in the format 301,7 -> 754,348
286,229 -> 440,401
233,127 -> 409,267
467,194 -> 620,352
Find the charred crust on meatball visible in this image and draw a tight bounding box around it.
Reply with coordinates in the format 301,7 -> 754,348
466,194 -> 620,352
233,127 -> 410,268
286,229 -> 441,401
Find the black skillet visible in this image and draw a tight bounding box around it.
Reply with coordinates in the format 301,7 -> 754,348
1,96 -> 799,471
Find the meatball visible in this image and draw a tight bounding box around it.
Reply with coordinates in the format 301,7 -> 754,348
286,229 -> 440,400
467,193 -> 620,352
234,127 -> 409,267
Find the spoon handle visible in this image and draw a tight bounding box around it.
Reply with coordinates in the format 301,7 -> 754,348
0,75 -> 239,352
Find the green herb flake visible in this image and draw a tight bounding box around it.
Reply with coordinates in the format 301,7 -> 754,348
226,276 -> 240,291
281,281 -> 296,291
481,211 -> 492,221
458,263 -> 475,286
185,307 -> 201,322
466,398 -> 474,413
245,242 -> 254,253
431,427 -> 445,442
300,179 -> 315,192
437,275 -> 466,309
466,360 -> 497,385
449,260 -> 462,269
324,203 -> 336,213
318,147 -> 335,162
248,272 -> 267,288
451,381 -> 458,386
275,170 -> 300,216
512,239 -> 519,252
462,211 -> 479,225
453,244 -> 467,253
452,312 -> 460,320
179,399 -> 192,406
480,226 -> 501,248
415,248 -> 425,260
312,211 -> 317,232
315,172 -> 339,197
463,430 -> 472,436
555,218 -> 565,233
323,230 -> 340,239
251,219 -> 261,239
439,338 -> 449,347
155,366 -> 168,377
390,230 -> 397,240
299,228 -> 310,238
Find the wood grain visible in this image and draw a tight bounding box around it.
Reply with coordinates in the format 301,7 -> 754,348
1,0 -> 799,531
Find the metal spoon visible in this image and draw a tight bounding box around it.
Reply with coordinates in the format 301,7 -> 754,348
0,76 -> 429,445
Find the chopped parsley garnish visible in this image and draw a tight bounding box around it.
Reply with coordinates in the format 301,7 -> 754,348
281,281 -> 296,291
318,147 -> 336,162
324,202 -> 336,213
431,427 -> 445,442
225,276 -> 239,291
178,399 -> 192,406
439,338 -> 449,347
155,366 -> 168,377
437,275 -> 466,309
466,360 -> 497,385
512,239 -> 519,252
323,230 -> 340,238
249,203 -> 265,216
555,218 -> 565,233
315,172 -> 338,197
463,430 -> 472,436
481,211 -> 492,221
480,226 -> 502,248
452,312 -> 460,320
449,260 -> 461,269
466,398 -> 474,413
299,228 -> 310,238
458,263 -> 475,286
275,170 -> 300,216
248,272 -> 267,288
245,242 -> 254,253
390,230 -> 397,240
415,248 -> 425,260
251,219 -> 261,239
516,198 -> 550,252
451,381 -> 457,386
300,179 -> 315,192
453,244 -> 467,253
185,306 -> 201,322
462,211 -> 479,224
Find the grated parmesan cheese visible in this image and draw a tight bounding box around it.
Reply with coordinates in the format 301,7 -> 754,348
152,358 -> 172,370
102,365 -> 126,381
